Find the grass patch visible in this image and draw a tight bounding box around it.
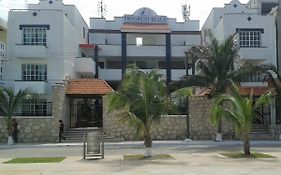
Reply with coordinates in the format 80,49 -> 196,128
4,157 -> 65,164
221,152 -> 275,159
124,154 -> 173,160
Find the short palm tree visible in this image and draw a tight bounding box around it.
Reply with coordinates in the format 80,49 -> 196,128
0,87 -> 31,140
107,65 -> 175,158
211,82 -> 272,155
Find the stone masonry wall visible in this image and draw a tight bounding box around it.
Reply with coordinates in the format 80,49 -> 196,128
103,96 -> 235,141
189,96 -> 235,140
0,83 -> 68,143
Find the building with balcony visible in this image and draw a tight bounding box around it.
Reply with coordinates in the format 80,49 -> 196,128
0,0 -> 95,143
83,7 -> 201,88
0,17 -> 7,86
201,0 -> 279,135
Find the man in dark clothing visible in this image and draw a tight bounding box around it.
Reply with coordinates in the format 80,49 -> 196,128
58,120 -> 66,142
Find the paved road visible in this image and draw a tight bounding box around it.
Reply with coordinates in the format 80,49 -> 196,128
0,140 -> 281,175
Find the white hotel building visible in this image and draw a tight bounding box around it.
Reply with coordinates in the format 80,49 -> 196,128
84,7 -> 201,88
4,0 -> 89,112
0,0 -> 201,142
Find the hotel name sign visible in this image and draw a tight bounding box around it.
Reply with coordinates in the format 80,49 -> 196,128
123,15 -> 168,24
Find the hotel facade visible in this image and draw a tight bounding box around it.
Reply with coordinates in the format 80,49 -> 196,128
0,0 -> 280,142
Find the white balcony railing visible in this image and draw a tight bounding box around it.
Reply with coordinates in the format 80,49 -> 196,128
99,69 -> 122,80
15,81 -> 47,94
98,45 -> 121,57
15,44 -> 47,58
98,68 -> 186,81
75,57 -> 95,76
127,45 -> 166,57
171,46 -> 187,57
238,47 -> 270,61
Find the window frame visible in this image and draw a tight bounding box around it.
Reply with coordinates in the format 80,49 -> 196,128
21,64 -> 47,81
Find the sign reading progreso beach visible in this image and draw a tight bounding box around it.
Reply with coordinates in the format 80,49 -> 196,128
123,15 -> 167,24
123,7 -> 168,24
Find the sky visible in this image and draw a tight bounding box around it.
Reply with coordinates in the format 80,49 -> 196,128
0,0 -> 250,27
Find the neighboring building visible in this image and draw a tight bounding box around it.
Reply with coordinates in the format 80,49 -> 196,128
0,18 -> 7,86
83,7 -> 201,89
0,0 -> 93,142
202,0 -> 279,136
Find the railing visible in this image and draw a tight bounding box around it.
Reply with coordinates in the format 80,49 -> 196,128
0,102 -> 52,117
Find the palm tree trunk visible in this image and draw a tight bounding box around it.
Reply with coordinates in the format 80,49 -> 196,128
243,134 -> 251,156
216,118 -> 222,141
144,132 -> 152,158
186,96 -> 190,138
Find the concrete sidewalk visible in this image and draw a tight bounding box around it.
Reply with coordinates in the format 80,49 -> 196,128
1,141 -> 281,175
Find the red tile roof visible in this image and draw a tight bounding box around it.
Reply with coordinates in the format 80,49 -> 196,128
239,87 -> 271,96
66,79 -> 113,95
79,44 -> 97,49
198,87 -> 271,96
121,23 -> 171,32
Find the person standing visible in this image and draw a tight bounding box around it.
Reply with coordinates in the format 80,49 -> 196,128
11,118 -> 19,143
58,120 -> 66,142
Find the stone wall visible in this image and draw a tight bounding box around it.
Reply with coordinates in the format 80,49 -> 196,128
103,96 -> 235,141
189,96 -> 235,140
0,83 -> 68,143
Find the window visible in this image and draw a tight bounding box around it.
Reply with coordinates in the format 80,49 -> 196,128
21,64 -> 47,81
136,37 -> 143,46
239,30 -> 261,48
20,101 -> 52,116
22,27 -> 47,45
83,27 -> 86,39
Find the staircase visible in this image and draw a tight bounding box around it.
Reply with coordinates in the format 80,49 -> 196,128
250,125 -> 275,140
63,128 -> 123,143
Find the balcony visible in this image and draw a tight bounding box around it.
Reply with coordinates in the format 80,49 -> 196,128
15,44 -> 47,58
98,68 -> 186,81
75,57 -> 96,76
238,47 -> 270,61
99,69 -> 122,80
98,45 -> 121,57
171,46 -> 187,57
15,81 -> 47,94
127,45 -> 166,57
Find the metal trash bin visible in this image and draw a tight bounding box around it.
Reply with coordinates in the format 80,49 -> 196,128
83,130 -> 104,159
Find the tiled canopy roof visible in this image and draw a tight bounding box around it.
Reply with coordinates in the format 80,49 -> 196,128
199,87 -> 271,96
79,44 -> 97,49
239,87 -> 271,96
66,79 -> 113,95
121,23 -> 171,32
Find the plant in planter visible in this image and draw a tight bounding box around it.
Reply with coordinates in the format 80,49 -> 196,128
0,87 -> 31,144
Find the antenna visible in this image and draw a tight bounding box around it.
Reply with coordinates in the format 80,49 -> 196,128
98,0 -> 107,18
182,0 -> 190,21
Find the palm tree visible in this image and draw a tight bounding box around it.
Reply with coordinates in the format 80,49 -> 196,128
172,87 -> 193,139
107,65 -> 175,158
177,29 -> 272,141
211,82 -> 272,155
0,87 -> 31,143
